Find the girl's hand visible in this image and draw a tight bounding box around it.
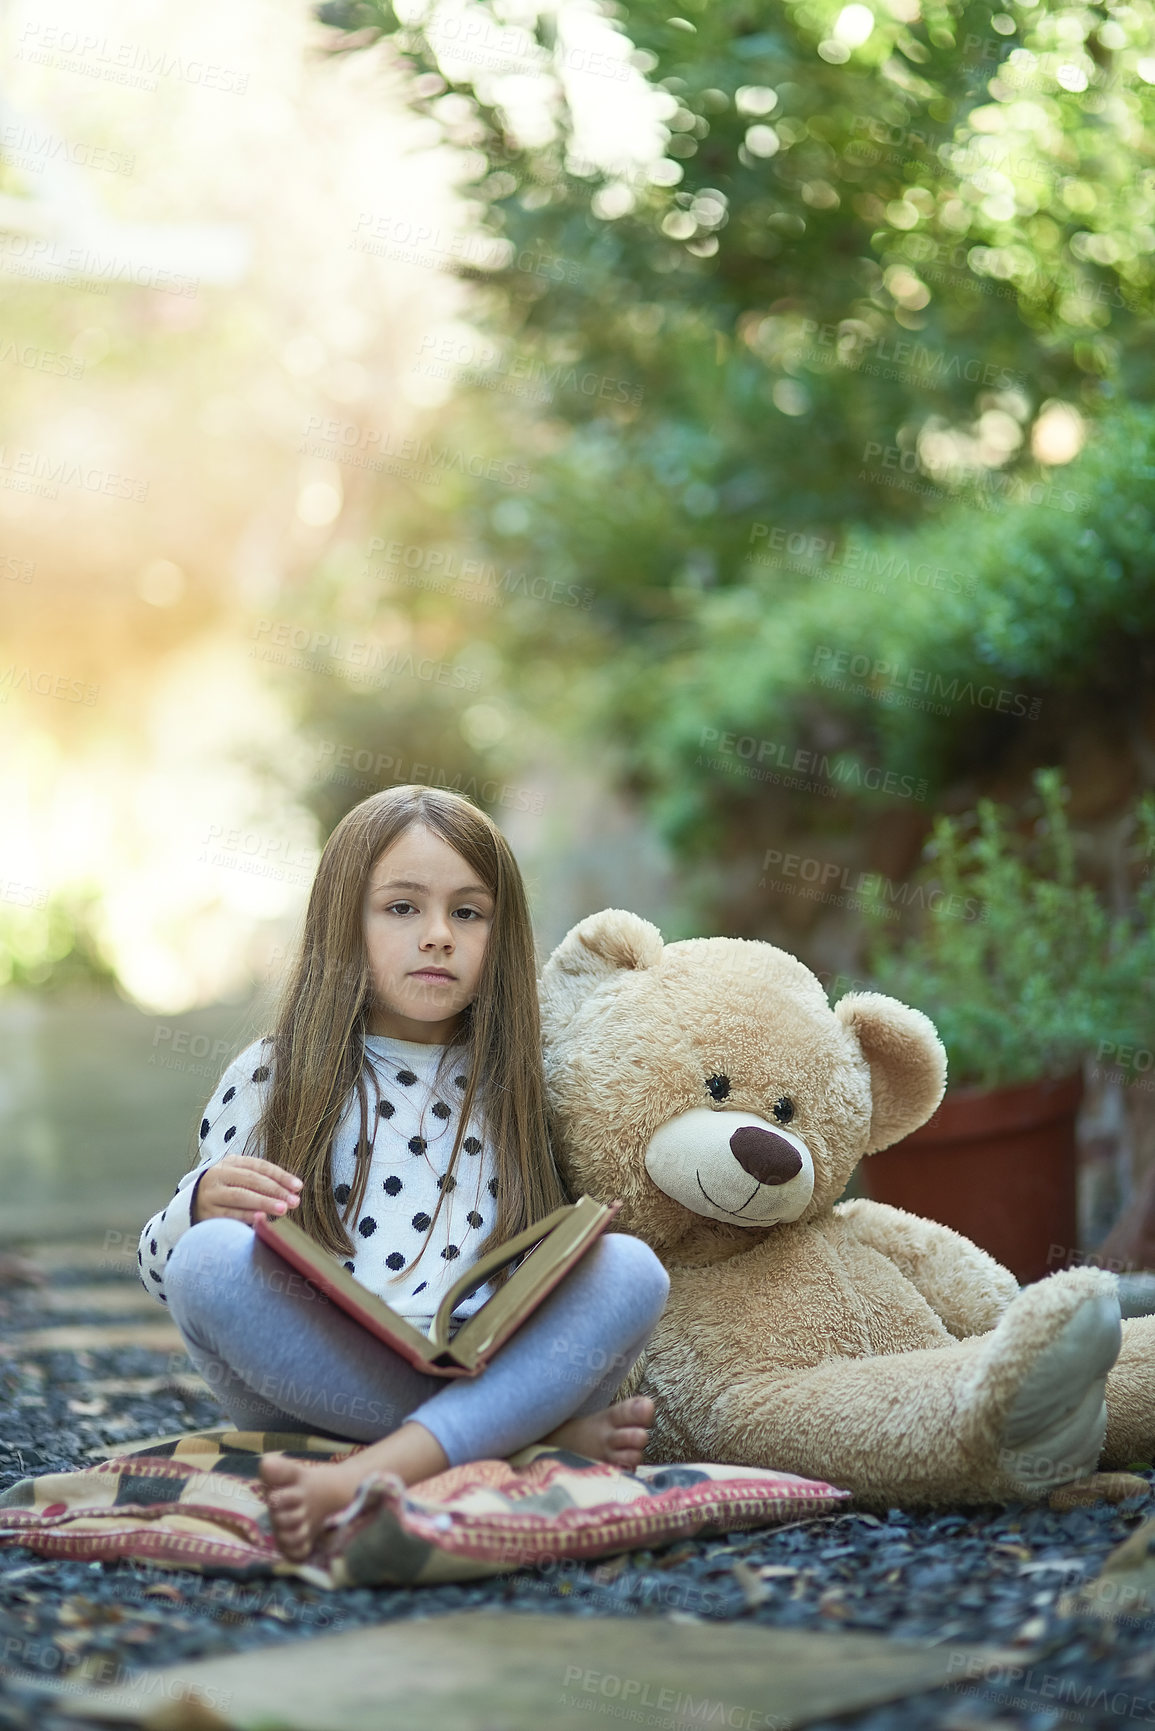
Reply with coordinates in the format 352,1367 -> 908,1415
191,1155 -> 303,1226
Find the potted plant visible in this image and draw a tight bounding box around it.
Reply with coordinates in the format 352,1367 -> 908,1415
848,769 -> 1155,1283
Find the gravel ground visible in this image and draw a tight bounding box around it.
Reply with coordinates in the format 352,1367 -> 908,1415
1,1255 -> 1154,1731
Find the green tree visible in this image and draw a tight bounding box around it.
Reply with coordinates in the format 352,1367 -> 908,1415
307,0 -> 1155,934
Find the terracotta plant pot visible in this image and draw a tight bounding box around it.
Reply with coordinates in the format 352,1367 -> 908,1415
861,1071 -> 1083,1285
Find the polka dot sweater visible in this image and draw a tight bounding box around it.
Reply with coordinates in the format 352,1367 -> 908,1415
137,1033 -> 501,1327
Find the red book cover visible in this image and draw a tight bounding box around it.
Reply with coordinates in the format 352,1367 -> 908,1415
253,1196 -> 620,1377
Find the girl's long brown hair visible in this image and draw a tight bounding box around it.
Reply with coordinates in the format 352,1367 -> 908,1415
242,785 -> 566,1269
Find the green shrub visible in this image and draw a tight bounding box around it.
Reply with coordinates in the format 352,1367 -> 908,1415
855,769 -> 1155,1091
629,407 -> 1155,857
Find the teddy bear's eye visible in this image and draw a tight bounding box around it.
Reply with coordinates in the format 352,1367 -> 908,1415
705,1074 -> 731,1101
773,1097 -> 795,1125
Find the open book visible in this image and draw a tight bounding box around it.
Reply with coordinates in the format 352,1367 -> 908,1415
253,1194 -> 621,1377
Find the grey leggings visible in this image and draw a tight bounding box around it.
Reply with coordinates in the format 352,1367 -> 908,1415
163,1218 -> 670,1466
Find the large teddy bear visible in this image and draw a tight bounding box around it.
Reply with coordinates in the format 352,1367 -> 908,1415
540,910 -> 1155,1507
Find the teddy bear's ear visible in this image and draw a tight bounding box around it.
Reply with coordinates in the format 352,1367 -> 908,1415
541,910 -> 664,1026
834,992 -> 947,1153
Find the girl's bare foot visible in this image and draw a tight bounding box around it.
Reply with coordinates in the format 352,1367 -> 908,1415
259,1420 -> 449,1561
259,1399 -> 658,1560
259,1453 -> 366,1562
542,1395 -> 655,1469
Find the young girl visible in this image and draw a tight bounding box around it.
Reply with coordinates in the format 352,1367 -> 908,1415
138,785 -> 669,1561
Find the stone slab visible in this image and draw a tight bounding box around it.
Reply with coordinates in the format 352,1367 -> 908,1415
54,1609 -> 986,1731
0,1324 -> 185,1354
20,1242 -> 143,1272
35,1286 -> 168,1316
76,1375 -> 210,1400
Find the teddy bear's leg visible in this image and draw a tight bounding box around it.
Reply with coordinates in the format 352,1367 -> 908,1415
985,1268 -> 1121,1497
653,1266 -> 1121,1507
1099,1315 -> 1155,1469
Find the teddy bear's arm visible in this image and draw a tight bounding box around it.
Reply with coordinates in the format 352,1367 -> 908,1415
835,1197 -> 1019,1338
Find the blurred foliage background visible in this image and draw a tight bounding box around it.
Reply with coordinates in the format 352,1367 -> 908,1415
2,0 -> 1153,1000
2,0 -> 1153,1241
294,0 -> 1155,975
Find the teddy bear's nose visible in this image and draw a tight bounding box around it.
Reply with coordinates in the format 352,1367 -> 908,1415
729,1126 -> 803,1186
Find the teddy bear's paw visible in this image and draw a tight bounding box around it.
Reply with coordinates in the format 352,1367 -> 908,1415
995,1283 -> 1121,1496
1047,1471 -> 1151,1511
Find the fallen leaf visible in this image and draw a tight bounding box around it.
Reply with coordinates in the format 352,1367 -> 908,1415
57,1598 -> 99,1626
732,1562 -> 771,1609
0,1254 -> 46,1286
650,1545 -> 698,1571
1069,1515 -> 1155,1622
145,1696 -> 234,1731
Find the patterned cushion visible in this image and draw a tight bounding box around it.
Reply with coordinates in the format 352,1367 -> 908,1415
0,1428 -> 849,1588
